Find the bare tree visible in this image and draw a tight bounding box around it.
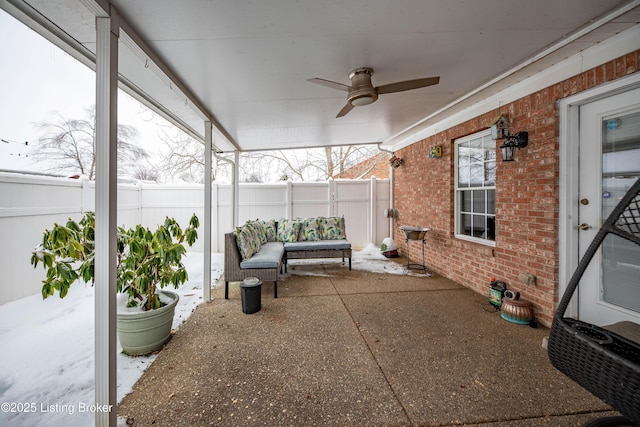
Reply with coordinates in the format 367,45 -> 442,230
239,150 -> 316,182
158,123 -> 381,183
157,127 -> 233,183
131,165 -> 161,182
32,107 -> 149,180
238,145 -> 379,183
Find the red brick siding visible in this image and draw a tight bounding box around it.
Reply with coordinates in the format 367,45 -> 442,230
334,152 -> 390,179
393,50 -> 639,327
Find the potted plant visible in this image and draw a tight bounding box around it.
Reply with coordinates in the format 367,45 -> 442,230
31,212 -> 199,355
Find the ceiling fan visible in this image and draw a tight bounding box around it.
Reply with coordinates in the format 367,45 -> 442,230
308,67 -> 440,118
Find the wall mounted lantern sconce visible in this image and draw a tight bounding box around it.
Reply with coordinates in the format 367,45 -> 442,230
490,115 -> 529,162
499,132 -> 529,162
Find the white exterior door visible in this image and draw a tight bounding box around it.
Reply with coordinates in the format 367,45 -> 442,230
578,88 -> 640,325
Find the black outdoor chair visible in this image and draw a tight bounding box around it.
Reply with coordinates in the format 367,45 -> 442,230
548,178 -> 640,427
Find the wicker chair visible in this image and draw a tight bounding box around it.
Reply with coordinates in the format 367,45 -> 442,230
548,179 -> 640,426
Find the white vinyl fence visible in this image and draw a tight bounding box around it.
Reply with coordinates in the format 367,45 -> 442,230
0,172 -> 390,304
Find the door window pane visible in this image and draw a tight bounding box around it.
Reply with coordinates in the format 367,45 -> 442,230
600,111 -> 640,310
602,234 -> 640,312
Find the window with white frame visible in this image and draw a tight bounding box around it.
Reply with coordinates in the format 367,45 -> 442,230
455,130 -> 496,245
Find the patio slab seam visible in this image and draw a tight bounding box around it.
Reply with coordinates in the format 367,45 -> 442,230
324,264 -> 414,425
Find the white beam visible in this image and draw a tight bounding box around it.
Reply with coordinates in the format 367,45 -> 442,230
94,14 -> 118,427
204,122 -> 212,302
115,19 -> 239,152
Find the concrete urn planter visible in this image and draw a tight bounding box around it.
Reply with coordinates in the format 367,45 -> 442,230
117,290 -> 179,356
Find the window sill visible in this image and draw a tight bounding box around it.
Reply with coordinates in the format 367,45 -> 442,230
454,234 -> 496,248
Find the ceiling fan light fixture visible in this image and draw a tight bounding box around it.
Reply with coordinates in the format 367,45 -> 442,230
350,95 -> 376,107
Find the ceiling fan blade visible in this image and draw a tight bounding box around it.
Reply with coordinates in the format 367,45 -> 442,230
308,77 -> 351,92
336,103 -> 354,118
376,76 -> 440,94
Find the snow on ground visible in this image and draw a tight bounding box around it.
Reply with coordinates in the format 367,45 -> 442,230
0,245 -> 421,427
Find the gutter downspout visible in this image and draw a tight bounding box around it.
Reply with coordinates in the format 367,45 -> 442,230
377,143 -> 395,238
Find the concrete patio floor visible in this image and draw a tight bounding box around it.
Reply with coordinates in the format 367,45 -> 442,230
118,259 -> 621,426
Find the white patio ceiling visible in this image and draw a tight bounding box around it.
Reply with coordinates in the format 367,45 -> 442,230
3,0 -> 640,153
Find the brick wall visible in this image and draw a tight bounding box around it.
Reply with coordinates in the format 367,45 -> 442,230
333,152 -> 390,179
393,50 -> 639,327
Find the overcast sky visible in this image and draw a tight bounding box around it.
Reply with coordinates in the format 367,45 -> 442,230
0,9 -> 168,174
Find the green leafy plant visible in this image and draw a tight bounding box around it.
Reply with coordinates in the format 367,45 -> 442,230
31,212 -> 199,311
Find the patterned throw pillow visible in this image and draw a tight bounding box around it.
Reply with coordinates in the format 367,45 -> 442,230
320,216 -> 346,240
299,217 -> 320,241
276,219 -> 302,243
261,219 -> 277,242
234,224 -> 261,260
246,219 -> 267,244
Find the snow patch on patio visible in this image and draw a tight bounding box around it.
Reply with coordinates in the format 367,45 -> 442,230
289,243 -> 430,277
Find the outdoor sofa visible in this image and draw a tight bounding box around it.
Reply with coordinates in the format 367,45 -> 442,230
224,217 -> 352,299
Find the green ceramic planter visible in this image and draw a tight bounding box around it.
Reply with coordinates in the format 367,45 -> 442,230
117,290 -> 179,356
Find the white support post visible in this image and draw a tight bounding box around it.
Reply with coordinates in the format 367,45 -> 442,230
94,15 -> 118,427
233,151 -> 240,227
204,122 -> 212,302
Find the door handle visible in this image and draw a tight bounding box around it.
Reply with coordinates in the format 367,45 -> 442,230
578,223 -> 592,230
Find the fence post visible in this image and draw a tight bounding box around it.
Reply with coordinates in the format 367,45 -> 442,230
286,181 -> 293,219
81,175 -> 92,213
212,182 -> 219,252
137,181 -> 143,225
370,177 -> 376,245
328,180 -> 336,216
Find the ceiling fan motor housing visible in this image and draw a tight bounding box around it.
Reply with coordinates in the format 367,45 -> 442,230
348,68 -> 378,106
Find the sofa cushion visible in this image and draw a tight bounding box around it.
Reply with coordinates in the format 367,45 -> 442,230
240,242 -> 284,269
284,239 -> 351,252
276,218 -> 302,243
319,216 -> 346,240
299,217 -> 321,241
